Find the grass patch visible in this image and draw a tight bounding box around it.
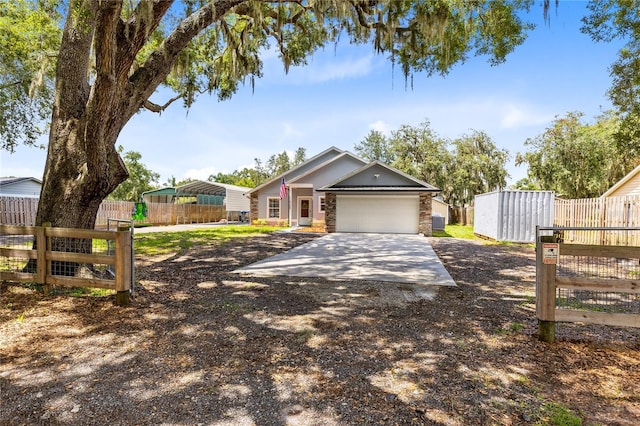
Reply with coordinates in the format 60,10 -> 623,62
134,225 -> 280,256
433,225 -> 535,247
432,225 -> 478,240
49,287 -> 115,297
493,322 -> 524,335
536,402 -> 583,426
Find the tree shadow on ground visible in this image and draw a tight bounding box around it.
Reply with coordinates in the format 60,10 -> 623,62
1,234 -> 639,425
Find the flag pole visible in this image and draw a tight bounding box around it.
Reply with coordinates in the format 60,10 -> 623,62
287,186 -> 291,227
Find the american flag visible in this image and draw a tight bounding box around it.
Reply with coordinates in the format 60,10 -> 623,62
279,177 -> 287,199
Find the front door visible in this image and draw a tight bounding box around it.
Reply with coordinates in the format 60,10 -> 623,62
299,198 -> 312,226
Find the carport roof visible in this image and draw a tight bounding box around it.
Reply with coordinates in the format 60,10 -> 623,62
176,180 -> 251,196
143,187 -> 177,197
317,161 -> 440,192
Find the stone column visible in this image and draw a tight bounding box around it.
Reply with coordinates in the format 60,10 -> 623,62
250,193 -> 259,223
419,193 -> 433,236
325,192 -> 336,233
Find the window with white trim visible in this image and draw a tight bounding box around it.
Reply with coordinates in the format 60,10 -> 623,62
267,198 -> 280,218
319,196 -> 326,213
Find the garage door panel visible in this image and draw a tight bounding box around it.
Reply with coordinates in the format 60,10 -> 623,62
336,195 -> 419,234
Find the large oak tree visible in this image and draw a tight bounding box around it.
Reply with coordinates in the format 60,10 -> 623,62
515,110 -> 634,198
11,0 -> 543,230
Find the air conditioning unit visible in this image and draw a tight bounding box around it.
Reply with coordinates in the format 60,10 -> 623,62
432,214 -> 445,231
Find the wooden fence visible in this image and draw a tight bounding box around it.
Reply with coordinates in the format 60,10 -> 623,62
536,233 -> 640,342
554,195 -> 640,245
0,197 -> 38,226
449,206 -> 473,225
0,197 -> 226,227
555,195 -> 640,227
0,224 -> 132,306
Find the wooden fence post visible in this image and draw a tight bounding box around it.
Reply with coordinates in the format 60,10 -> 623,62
115,229 -> 131,306
41,223 -> 51,296
537,235 -> 557,342
35,226 -> 46,292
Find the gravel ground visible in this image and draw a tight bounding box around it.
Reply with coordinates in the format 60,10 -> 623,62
1,233 -> 639,425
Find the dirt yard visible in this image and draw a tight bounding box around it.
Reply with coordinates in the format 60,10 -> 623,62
1,233 -> 639,425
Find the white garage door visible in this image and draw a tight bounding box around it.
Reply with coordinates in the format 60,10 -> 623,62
336,195 -> 419,234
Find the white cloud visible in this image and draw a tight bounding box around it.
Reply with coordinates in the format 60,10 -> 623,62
499,103 -> 554,129
307,55 -> 374,82
183,167 -> 218,181
278,54 -> 376,84
282,122 -> 303,139
368,120 -> 392,135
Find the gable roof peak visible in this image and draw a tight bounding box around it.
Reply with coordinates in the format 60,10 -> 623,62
247,146 -> 349,194
601,164 -> 640,198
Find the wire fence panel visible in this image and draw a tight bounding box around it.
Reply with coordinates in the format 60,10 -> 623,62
0,225 -> 132,305
536,226 -> 640,341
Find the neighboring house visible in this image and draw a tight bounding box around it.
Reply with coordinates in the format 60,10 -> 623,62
0,177 -> 42,197
601,165 -> 640,198
247,147 -> 440,235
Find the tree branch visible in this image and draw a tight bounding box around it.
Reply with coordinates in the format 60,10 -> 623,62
115,0 -> 175,80
125,0 -> 244,119
0,80 -> 28,90
93,0 -> 123,93
54,0 -> 95,120
143,94 -> 182,113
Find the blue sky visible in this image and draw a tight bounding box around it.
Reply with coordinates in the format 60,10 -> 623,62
1,1 -> 624,187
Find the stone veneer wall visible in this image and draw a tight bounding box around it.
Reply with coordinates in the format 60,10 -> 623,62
419,193 -> 433,236
324,193 -> 336,233
250,193 -> 259,223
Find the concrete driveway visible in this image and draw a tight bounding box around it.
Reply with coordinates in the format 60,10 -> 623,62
233,233 -> 456,287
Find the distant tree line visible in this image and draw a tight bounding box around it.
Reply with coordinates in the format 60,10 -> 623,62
207,147 -> 307,188
354,119 -> 509,206
108,148 -> 307,201
109,111 -> 637,203
357,112 -> 638,206
515,111 -> 635,198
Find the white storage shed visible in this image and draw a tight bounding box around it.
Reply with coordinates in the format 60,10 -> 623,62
474,190 -> 555,243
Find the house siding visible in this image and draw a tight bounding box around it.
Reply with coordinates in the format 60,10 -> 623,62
225,188 -> 251,212
252,153 -> 366,223
256,179 -> 288,221
432,198 -> 449,223
0,180 -> 42,197
336,163 -> 417,187
290,155 -> 365,223
606,172 -> 640,197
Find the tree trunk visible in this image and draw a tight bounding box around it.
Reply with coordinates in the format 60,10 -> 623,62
36,121 -> 128,229
36,112 -> 129,229
35,0 -> 238,230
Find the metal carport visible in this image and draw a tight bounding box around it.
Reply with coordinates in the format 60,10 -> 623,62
175,180 -> 251,222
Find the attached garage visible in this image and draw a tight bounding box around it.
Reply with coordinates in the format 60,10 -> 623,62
336,194 -> 419,234
318,161 -> 440,236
